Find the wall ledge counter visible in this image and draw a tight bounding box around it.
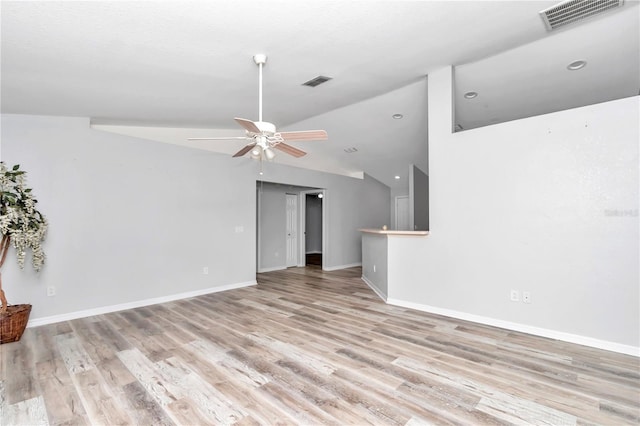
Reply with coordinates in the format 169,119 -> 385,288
360,228 -> 429,303
359,228 -> 429,236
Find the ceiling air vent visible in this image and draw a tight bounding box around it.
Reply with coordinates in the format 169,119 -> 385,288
303,75 -> 332,87
539,0 -> 624,31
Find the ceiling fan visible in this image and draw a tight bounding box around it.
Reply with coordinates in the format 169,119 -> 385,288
188,54 -> 328,160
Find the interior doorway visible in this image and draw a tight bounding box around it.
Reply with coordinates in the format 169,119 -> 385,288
256,182 -> 326,273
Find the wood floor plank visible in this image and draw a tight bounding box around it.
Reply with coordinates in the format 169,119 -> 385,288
73,368 -> 134,425
0,379 -> 6,421
157,356 -> 249,424
1,266 -> 638,425
35,357 -> 89,426
55,333 -> 97,375
116,348 -> 181,407
165,398 -> 216,426
183,339 -> 270,388
120,378 -> 175,426
3,331 -> 39,405
3,395 -> 49,426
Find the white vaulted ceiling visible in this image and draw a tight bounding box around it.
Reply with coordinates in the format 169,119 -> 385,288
1,1 -> 638,188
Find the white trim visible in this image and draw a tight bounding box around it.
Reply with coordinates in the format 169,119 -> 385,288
27,280 -> 257,328
321,189 -> 327,271
323,262 -> 361,271
298,191 -> 307,267
386,298 -> 640,357
257,266 -> 287,273
361,276 -> 387,302
305,250 -> 323,255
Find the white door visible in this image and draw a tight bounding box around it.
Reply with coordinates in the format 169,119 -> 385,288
395,196 -> 410,231
286,194 -> 298,267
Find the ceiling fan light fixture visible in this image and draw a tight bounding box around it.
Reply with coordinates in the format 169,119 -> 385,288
250,147 -> 262,159
264,147 -> 275,160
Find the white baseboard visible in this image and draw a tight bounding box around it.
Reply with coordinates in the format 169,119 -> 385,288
323,262 -> 361,271
386,298 -> 639,357
257,266 -> 287,273
27,280 -> 257,328
361,276 -> 387,301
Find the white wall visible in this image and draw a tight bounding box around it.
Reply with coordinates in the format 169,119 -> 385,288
257,183 -> 288,272
1,114 -> 258,322
388,67 -> 639,353
1,114 -> 390,322
361,233 -> 388,299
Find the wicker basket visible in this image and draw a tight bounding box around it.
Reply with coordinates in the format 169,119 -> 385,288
0,304 -> 32,344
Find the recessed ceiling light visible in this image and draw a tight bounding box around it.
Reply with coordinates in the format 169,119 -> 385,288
392,114 -> 403,119
344,147 -> 358,153
394,175 -> 400,180
464,91 -> 478,99
567,60 -> 587,70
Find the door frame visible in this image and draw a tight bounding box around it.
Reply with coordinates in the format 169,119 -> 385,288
285,193 -> 298,267
299,189 -> 327,270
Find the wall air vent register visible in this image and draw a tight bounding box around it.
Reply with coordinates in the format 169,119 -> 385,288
539,0 -> 624,31
303,76 -> 333,87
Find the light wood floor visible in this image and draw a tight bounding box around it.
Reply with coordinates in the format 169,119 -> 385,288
1,266 -> 638,425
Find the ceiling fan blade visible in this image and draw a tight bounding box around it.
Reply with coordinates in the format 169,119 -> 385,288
233,142 -> 257,157
274,143 -> 307,158
279,130 -> 328,142
234,117 -> 261,133
188,136 -> 249,141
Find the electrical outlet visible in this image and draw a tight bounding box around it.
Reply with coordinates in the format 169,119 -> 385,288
203,267 -> 209,275
510,289 -> 519,302
47,286 -> 56,297
523,291 -> 531,304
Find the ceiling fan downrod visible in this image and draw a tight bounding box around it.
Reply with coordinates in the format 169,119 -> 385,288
253,54 -> 267,123
187,53 -> 326,160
